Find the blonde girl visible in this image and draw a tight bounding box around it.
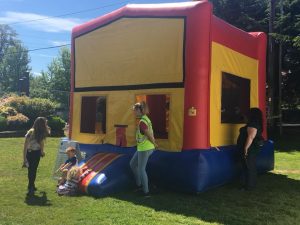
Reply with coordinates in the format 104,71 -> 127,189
57,166 -> 91,196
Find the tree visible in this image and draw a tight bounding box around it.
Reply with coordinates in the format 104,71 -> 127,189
210,0 -> 269,32
30,47 -> 71,112
0,25 -> 17,59
273,0 -> 300,109
0,25 -> 30,93
29,71 -> 51,99
48,47 -> 71,109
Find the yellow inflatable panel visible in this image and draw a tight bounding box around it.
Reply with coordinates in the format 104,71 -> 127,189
75,18 -> 184,88
210,42 -> 259,146
71,88 -> 184,152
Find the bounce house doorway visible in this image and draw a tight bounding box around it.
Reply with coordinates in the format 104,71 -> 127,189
136,94 -> 170,139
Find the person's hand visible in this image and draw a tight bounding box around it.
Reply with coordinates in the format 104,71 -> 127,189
41,151 -> 45,157
22,160 -> 28,168
244,152 -> 248,159
154,142 -> 158,149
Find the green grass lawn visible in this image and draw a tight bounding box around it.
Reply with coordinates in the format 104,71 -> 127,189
0,137 -> 299,225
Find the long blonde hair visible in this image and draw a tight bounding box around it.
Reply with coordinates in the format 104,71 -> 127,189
66,166 -> 81,181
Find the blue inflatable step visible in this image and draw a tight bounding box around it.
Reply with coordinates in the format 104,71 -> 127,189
78,141 -> 274,196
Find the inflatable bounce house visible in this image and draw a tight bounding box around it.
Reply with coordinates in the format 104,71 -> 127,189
67,1 -> 274,196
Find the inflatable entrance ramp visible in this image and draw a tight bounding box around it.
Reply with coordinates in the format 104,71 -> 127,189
78,151 -> 134,197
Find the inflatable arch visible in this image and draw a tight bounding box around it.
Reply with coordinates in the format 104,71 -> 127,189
68,1 -> 274,196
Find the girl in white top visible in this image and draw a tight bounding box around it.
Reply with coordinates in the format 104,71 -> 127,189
23,117 -> 50,195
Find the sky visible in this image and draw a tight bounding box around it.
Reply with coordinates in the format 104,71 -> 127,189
0,0 -> 185,76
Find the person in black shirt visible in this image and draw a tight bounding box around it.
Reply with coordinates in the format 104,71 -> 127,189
237,108 -> 263,190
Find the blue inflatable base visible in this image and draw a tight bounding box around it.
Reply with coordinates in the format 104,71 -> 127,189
78,140 -> 274,196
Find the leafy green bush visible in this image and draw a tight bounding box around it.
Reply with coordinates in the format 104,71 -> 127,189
0,106 -> 18,117
4,95 -> 58,123
0,95 -> 59,131
7,113 -> 29,130
2,95 -> 27,113
47,116 -> 66,137
0,116 -> 8,131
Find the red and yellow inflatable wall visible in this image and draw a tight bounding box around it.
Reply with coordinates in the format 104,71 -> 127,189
69,1 -> 267,151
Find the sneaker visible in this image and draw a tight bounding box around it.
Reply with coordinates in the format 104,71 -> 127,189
142,192 -> 151,198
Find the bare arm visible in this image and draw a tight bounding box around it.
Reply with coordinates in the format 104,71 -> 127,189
40,141 -> 45,157
60,162 -> 71,171
144,129 -> 158,148
23,137 -> 29,165
244,127 -> 257,156
55,163 -> 70,173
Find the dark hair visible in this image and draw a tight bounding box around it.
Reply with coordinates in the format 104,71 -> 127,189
133,101 -> 148,114
32,117 -> 49,143
248,108 -> 263,132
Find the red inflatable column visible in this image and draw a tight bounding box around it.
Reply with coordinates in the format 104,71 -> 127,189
183,2 -> 212,150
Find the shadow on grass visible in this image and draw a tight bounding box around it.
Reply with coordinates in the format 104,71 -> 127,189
24,191 -> 52,206
110,173 -> 300,225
